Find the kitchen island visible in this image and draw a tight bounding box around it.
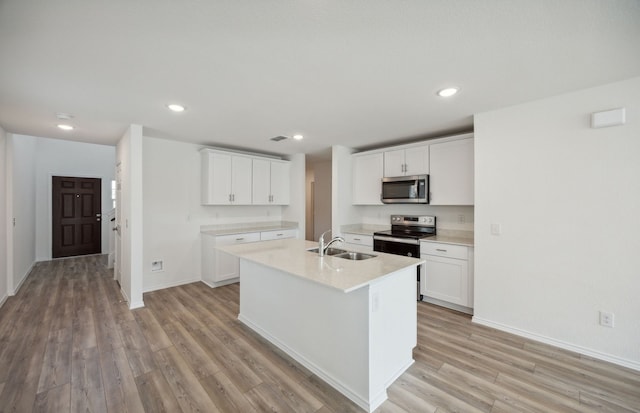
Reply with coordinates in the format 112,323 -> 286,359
216,238 -> 423,412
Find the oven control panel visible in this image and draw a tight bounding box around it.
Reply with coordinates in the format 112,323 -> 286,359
391,215 -> 435,226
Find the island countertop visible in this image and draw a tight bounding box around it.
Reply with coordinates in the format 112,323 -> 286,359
216,238 -> 423,293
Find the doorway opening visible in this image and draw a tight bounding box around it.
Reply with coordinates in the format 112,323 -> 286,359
52,176 -> 102,258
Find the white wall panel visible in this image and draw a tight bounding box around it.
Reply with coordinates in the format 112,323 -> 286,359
474,76 -> 640,369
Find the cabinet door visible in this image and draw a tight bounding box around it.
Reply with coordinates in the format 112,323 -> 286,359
383,149 -> 406,177
269,161 -> 290,205
404,145 -> 429,176
423,255 -> 469,306
231,156 -> 253,204
252,158 -> 271,204
352,153 -> 383,205
215,250 -> 239,282
209,152 -> 233,205
429,138 -> 474,205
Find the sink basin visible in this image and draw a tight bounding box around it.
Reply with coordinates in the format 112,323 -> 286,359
306,247 -> 347,256
333,252 -> 377,261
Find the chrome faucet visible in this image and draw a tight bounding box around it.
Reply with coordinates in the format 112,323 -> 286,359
318,229 -> 345,257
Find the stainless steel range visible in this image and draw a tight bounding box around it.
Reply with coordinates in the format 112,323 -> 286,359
373,215 -> 436,300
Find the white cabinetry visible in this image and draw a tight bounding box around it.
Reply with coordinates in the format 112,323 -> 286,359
420,242 -> 474,314
383,145 -> 429,177
342,233 -> 373,253
201,150 -> 253,205
252,159 -> 290,205
202,228 -> 298,287
429,138 -> 474,205
202,232 -> 260,286
352,152 -> 383,205
260,228 -> 298,241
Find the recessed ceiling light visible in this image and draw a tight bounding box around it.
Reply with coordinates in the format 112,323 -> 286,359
167,103 -> 186,112
437,87 -> 460,97
57,124 -> 74,131
292,134 -> 304,141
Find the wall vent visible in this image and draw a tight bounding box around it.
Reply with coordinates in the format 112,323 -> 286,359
270,135 -> 288,142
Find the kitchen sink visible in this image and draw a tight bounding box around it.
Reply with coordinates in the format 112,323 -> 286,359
333,252 -> 377,261
306,247 -> 347,256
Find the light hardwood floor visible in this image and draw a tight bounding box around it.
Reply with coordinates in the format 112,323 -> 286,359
0,255 -> 638,412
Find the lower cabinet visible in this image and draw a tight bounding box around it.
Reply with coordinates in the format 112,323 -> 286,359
342,233 -> 374,253
420,242 -> 474,314
202,229 -> 297,287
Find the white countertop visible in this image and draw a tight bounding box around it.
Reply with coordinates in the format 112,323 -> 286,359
216,238 -> 424,293
422,235 -> 474,247
201,221 -> 298,236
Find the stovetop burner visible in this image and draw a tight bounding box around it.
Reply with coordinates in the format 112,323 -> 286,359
373,214 -> 436,240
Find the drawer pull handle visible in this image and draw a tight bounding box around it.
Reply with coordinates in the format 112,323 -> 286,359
277,233 -> 283,236
354,238 -> 361,241
436,248 -> 447,252
236,238 -> 244,241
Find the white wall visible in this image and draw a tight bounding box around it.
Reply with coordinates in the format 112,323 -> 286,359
9,134 -> 37,294
474,76 -> 640,369
305,161 -> 315,241
34,137 -> 115,261
141,136 -> 286,292
0,127 -> 7,305
331,145 -> 363,236
117,125 -> 144,309
312,160 -> 332,240
282,153 -> 306,239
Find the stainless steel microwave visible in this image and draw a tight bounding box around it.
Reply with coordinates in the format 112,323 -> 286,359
381,175 -> 429,204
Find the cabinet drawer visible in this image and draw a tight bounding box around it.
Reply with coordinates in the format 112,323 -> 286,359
421,242 -> 468,260
260,229 -> 297,241
343,233 -> 373,247
215,232 -> 261,246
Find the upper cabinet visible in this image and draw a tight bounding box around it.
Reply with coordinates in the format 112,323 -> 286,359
201,150 -> 253,205
252,159 -> 290,205
429,138 -> 474,205
352,152 -> 383,205
383,145 -> 429,177
201,148 -> 290,205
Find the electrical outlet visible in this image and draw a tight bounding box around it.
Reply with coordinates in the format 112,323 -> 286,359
599,311 -> 614,328
151,260 -> 164,272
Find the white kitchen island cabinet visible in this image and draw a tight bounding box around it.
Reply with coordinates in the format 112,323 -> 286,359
217,238 -> 422,413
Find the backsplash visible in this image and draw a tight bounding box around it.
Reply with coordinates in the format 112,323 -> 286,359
359,205 -> 474,233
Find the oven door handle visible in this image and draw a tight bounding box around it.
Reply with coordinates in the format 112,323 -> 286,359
373,235 -> 420,245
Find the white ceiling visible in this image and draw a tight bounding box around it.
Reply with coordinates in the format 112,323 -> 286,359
1,1 -> 639,158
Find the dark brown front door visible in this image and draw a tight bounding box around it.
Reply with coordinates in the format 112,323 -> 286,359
52,176 -> 102,258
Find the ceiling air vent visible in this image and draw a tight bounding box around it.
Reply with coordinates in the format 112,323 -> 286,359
270,135 -> 288,142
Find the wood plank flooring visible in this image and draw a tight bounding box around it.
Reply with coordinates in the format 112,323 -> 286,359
1,255 -> 639,412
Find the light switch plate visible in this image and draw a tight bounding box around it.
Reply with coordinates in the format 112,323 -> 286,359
491,223 -> 502,235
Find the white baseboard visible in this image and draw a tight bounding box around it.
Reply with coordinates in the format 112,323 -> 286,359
472,316 -> 640,372
11,261 -> 35,295
143,277 -> 201,293
129,300 -> 145,310
239,313 -> 380,413
0,294 -> 8,308
201,277 -> 239,289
